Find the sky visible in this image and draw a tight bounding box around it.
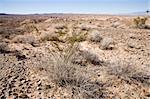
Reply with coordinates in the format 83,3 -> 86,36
0,0 -> 149,14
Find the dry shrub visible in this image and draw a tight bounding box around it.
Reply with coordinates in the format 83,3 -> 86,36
55,25 -> 67,30
100,37 -> 114,50
131,72 -> 150,86
68,32 -> 87,46
108,62 -> 136,78
21,19 -> 36,25
107,62 -> 150,86
56,29 -> 67,36
88,30 -> 102,42
133,17 -> 148,29
0,42 -> 10,53
21,19 -> 39,33
49,44 -> 106,99
0,28 -> 25,39
81,50 -> 103,65
71,52 -> 87,66
40,32 -> 60,42
15,51 -> 27,61
12,35 -> 38,45
80,24 -> 98,31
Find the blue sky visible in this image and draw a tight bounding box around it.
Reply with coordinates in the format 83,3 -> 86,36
0,0 -> 149,14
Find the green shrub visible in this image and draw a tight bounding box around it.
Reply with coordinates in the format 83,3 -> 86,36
68,32 -> 87,46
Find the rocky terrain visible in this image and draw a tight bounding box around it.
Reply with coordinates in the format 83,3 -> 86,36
0,14 -> 150,99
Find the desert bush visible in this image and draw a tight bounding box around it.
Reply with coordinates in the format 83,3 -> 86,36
12,35 -> 38,45
68,32 -> 87,46
133,17 -> 148,29
21,19 -> 39,34
108,63 -> 136,78
21,19 -> 35,25
0,42 -> 10,53
88,30 -> 102,42
40,32 -> 60,42
0,28 -> 25,39
55,25 -> 67,30
107,62 -> 150,86
131,73 -> 150,86
56,29 -> 67,36
15,51 -> 27,61
81,50 -> 103,65
49,44 -> 105,99
100,37 -> 114,50
71,53 -> 87,66
26,24 -> 39,33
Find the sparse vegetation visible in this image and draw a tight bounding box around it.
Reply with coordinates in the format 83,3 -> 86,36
0,15 -> 149,99
88,30 -> 102,42
12,35 -> 38,45
107,62 -> 150,86
108,62 -> 137,79
100,37 -> 114,50
81,50 -> 103,65
55,25 -> 68,30
57,29 -> 67,36
40,32 -> 60,42
133,17 -> 148,29
68,32 -> 87,45
49,44 -> 106,98
0,42 -> 10,53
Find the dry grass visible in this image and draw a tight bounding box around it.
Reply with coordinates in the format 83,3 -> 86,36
48,44 -> 106,99
107,62 -> 150,86
12,35 -> 38,45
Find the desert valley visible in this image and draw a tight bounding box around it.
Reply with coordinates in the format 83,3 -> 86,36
0,14 -> 150,99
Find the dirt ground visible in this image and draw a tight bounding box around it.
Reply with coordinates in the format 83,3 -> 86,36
0,14 -> 150,99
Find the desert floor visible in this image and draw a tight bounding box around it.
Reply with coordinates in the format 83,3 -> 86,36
0,14 -> 150,99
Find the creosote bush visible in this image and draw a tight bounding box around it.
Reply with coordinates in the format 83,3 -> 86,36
68,32 -> 87,46
133,17 -> 148,29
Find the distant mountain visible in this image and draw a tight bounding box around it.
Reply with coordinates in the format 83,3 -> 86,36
129,11 -> 149,15
0,13 -> 8,15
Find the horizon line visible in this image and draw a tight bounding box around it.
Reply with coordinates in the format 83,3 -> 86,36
0,11 -> 148,15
